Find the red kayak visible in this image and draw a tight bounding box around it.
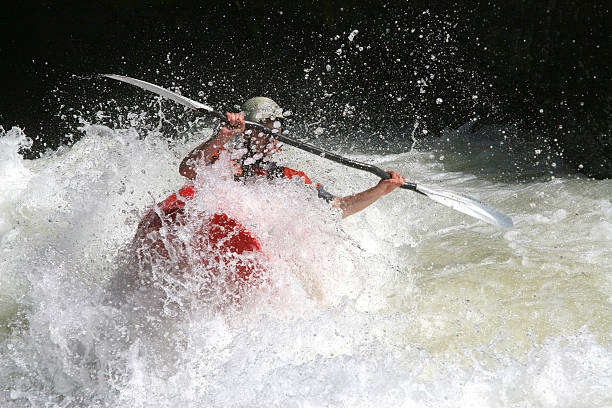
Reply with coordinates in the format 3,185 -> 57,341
131,185 -> 265,302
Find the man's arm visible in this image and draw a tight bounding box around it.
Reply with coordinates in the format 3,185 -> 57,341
179,113 -> 245,179
332,171 -> 406,218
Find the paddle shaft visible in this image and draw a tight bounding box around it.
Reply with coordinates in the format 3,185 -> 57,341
202,108 -> 422,194
99,74 -> 514,228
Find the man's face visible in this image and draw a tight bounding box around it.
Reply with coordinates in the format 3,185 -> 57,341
246,118 -> 282,155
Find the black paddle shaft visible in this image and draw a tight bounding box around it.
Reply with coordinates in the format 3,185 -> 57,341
99,74 -> 515,227
202,108 -> 421,194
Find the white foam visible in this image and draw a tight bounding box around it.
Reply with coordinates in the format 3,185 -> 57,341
1,123 -> 611,407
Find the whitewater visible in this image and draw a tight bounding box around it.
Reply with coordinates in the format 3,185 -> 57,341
0,120 -> 611,407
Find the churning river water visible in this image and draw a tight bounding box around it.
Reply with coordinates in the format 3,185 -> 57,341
0,121 -> 610,407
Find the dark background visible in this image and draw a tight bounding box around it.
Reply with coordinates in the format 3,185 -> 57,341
1,0 -> 609,177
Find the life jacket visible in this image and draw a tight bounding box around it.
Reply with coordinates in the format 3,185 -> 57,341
210,147 -> 316,185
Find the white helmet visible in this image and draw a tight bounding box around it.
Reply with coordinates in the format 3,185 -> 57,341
241,97 -> 284,122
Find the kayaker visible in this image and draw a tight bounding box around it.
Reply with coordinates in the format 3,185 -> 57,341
179,97 -> 407,218
127,97 -> 407,303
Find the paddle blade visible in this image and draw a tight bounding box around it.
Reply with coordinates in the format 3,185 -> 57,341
416,185 -> 514,228
102,74 -> 215,113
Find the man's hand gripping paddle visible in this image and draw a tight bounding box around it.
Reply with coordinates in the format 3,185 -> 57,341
101,74 -> 513,229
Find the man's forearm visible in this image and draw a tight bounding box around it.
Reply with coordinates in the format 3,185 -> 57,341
333,171 -> 405,218
179,131 -> 234,179
333,184 -> 386,218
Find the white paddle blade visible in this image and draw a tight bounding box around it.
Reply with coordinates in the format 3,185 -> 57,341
102,74 -> 214,112
416,185 -> 513,228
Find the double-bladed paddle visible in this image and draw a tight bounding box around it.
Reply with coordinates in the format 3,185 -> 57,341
101,74 -> 513,228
